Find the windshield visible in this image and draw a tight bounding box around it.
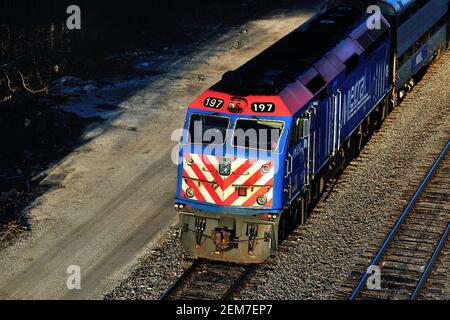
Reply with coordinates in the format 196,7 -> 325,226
232,119 -> 284,151
188,114 -> 229,145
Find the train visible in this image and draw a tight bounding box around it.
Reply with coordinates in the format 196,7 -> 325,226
173,0 -> 450,264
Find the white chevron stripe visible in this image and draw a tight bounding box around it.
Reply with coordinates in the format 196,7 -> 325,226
207,155 -> 220,168
183,162 -> 197,180
183,158 -> 216,204
205,154 -> 219,166
233,185 -> 274,206
198,182 -> 215,204
233,186 -> 259,206
223,161 -> 273,200
254,167 -> 274,186
183,153 -> 274,207
191,153 -> 214,182
222,160 -> 262,198
233,168 -> 274,206
231,157 -> 247,172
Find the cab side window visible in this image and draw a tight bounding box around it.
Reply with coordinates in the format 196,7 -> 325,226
290,116 -> 307,147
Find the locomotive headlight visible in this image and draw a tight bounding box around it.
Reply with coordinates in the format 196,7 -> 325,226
186,157 -> 194,166
257,195 -> 268,206
228,98 -> 247,113
174,203 -> 185,210
261,164 -> 271,174
186,188 -> 195,198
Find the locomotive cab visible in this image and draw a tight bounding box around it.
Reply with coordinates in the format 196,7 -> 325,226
174,93 -> 295,263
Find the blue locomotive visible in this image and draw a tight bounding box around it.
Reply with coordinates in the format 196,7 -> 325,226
174,0 -> 449,263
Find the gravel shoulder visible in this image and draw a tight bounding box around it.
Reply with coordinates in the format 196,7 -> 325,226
0,5 -> 320,300
107,51 -> 450,300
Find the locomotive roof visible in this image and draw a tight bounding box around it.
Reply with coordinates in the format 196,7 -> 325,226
324,0 -> 450,16
380,0 -> 416,13
212,6 -> 365,96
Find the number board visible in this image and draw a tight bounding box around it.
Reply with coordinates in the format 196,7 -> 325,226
252,103 -> 275,113
203,97 -> 224,109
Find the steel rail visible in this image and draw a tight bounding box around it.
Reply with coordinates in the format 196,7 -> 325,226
349,139 -> 450,300
159,259 -> 255,300
221,264 -> 256,300
158,259 -> 202,300
410,223 -> 450,300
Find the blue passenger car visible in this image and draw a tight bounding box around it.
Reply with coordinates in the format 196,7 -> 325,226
324,0 -> 450,92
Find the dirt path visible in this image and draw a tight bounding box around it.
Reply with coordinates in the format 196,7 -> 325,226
0,5 -> 319,299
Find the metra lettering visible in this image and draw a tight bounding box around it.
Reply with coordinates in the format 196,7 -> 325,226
347,76 -> 367,111
416,51 -> 424,65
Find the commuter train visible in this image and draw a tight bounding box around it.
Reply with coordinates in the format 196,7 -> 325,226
174,0 -> 450,263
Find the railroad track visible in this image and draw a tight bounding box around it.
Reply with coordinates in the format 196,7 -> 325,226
159,259 -> 256,300
341,140 -> 450,300
417,231 -> 450,299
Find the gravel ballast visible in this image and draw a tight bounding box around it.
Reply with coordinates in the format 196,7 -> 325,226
420,241 -> 450,300
107,52 -> 450,300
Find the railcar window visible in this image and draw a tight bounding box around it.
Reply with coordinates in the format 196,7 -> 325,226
296,118 -> 307,140
289,114 -> 312,149
188,114 -> 229,145
397,12 -> 446,68
398,53 -> 406,66
437,15 -> 447,29
399,0 -> 431,24
233,119 -> 284,151
405,47 -> 414,61
419,31 -> 429,46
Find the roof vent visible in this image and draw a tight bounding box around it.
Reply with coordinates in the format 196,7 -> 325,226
320,19 -> 336,25
305,74 -> 326,95
337,6 -> 353,12
328,13 -> 346,18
